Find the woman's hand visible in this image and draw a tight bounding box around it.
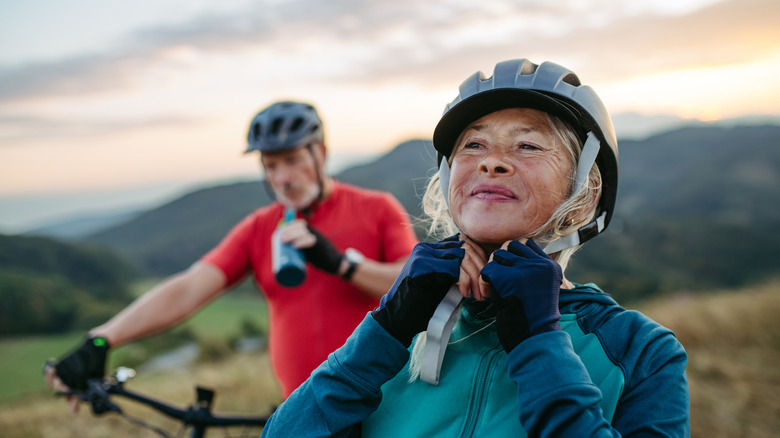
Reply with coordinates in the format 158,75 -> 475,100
371,235 -> 465,347
479,239 -> 563,353
457,234 -> 490,300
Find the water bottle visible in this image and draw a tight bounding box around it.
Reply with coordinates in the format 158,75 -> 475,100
272,208 -> 307,287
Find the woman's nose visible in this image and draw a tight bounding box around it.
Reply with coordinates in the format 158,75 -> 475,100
479,149 -> 514,176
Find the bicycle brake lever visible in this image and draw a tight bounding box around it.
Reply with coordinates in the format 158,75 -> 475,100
86,379 -> 121,415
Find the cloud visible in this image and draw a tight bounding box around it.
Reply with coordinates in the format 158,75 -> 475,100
338,0 -> 780,86
0,51 -> 163,101
0,113 -> 205,145
568,0 -> 780,79
0,0 -> 777,105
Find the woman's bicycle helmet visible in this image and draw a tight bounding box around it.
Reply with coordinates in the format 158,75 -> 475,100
245,101 -> 324,153
432,58 -> 619,250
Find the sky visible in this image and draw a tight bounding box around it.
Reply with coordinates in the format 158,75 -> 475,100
1,0 -> 780,234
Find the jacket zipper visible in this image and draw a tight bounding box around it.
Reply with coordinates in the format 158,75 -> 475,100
460,347 -> 502,437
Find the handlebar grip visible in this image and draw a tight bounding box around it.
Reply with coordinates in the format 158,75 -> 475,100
86,379 -> 121,415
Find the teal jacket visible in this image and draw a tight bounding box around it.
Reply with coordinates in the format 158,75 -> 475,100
261,284 -> 689,437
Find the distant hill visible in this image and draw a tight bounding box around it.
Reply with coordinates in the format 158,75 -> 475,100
85,140 -> 437,275
567,124 -> 780,300
80,126 -> 780,302
614,124 -> 780,224
26,210 -> 142,240
85,180 -> 270,275
337,139 -> 438,219
0,234 -> 137,335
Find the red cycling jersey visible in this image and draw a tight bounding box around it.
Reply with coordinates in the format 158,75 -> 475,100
202,181 -> 417,397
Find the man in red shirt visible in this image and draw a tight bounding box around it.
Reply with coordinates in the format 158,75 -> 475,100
46,101 -> 418,408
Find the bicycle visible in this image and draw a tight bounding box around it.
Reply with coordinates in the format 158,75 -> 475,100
56,365 -> 271,438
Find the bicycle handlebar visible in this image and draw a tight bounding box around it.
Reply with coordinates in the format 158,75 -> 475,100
81,377 -> 268,427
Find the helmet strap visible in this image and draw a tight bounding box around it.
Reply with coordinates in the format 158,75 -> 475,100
573,132 -> 601,198
262,179 -> 278,203
420,285 -> 463,385
539,131 -> 602,255
437,156 -> 453,211
298,143 -> 325,218
418,158 -> 461,385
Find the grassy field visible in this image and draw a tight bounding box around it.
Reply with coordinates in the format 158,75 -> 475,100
2,279 -> 779,437
0,350 -> 280,438
0,287 -> 267,404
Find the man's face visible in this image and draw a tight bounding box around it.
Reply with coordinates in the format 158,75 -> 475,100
261,145 -> 323,209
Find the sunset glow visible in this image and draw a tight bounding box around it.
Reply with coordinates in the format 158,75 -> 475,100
1,0 -> 779,232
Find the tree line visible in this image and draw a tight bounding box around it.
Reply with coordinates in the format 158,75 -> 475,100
0,234 -> 137,336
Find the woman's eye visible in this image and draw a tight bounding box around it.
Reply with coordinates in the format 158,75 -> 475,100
463,141 -> 481,149
519,143 -> 540,151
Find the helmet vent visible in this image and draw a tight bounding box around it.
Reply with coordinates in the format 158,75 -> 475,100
245,101 -> 324,153
519,61 -> 537,75
290,117 -> 304,133
561,73 -> 581,87
271,118 -> 283,135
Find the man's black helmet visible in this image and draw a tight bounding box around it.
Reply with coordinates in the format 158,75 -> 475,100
245,101 -> 324,153
432,58 -> 618,237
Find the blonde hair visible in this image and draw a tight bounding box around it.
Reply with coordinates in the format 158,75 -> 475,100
410,111 -> 602,381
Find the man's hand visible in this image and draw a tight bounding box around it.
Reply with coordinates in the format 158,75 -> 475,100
479,239 -> 563,353
44,361 -> 82,414
279,220 -> 343,274
372,235 -> 464,347
44,336 -> 111,414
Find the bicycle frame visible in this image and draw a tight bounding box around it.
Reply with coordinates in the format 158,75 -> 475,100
75,368 -> 269,438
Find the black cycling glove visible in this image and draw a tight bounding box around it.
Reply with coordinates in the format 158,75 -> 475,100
480,239 -> 562,353
54,336 -> 110,391
372,235 -> 464,347
301,225 -> 344,275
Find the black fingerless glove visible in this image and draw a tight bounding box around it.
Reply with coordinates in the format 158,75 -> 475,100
55,336 -> 110,391
372,236 -> 464,347
301,225 -> 344,274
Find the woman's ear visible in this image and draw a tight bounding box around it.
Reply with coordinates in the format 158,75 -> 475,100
567,186 -> 601,227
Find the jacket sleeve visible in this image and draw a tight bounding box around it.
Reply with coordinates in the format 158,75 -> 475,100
261,314 -> 411,437
609,325 -> 689,437
506,329 -> 689,437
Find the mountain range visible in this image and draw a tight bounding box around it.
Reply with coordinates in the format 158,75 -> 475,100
40,124 -> 780,302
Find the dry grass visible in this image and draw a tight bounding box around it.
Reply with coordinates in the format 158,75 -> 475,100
638,279 -> 780,438
3,280 -> 779,437
0,351 -> 281,438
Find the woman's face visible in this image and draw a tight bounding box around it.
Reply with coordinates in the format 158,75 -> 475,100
448,107 -> 573,249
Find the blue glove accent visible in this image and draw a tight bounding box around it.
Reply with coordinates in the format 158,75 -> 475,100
372,235 -> 464,346
481,239 -> 563,352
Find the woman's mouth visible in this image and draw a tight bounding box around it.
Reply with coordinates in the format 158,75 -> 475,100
471,185 -> 516,201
